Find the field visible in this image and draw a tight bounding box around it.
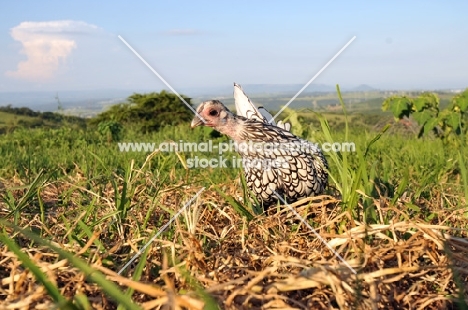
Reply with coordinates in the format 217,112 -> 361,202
1,96 -> 468,309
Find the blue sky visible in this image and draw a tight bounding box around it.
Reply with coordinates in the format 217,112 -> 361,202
1,1 -> 467,93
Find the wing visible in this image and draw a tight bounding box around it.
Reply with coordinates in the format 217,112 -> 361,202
234,82 -> 291,131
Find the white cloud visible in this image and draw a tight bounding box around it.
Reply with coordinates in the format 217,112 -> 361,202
6,20 -> 100,81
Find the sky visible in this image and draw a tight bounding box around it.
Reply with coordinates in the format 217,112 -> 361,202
1,1 -> 467,93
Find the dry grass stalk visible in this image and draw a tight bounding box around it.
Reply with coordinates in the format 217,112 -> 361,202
1,177 -> 467,309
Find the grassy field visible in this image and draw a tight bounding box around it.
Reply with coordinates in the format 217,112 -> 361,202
0,100 -> 467,309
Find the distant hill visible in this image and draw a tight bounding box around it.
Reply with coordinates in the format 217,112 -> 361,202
232,83 -> 336,94
0,89 -> 135,112
3,84 -> 462,118
352,84 -> 376,91
0,106 -> 86,134
0,85 -> 355,113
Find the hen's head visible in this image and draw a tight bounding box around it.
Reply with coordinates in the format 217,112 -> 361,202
190,100 -> 234,129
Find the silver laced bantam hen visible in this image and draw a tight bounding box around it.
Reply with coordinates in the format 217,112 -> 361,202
190,83 -> 328,208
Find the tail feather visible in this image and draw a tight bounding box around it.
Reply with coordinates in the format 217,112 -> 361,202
233,82 -> 291,131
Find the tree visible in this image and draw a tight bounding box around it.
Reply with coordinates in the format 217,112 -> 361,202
90,91 -> 194,133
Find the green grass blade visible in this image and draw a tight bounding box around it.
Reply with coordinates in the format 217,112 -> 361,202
176,265 -> 220,310
0,232 -> 78,310
213,185 -> 254,221
364,124 -> 390,157
5,169 -> 48,223
73,294 -> 93,310
117,245 -> 151,310
459,151 -> 468,205
1,221 -> 143,310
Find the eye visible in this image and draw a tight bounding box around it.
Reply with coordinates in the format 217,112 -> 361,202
209,109 -> 218,116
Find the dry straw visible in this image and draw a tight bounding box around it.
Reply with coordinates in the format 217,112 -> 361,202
1,179 -> 467,309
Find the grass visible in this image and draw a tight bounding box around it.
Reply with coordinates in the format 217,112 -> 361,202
0,111 -> 33,124
0,92 -> 468,309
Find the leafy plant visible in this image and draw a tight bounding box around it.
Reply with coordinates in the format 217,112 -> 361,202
382,89 -> 468,144
98,119 -> 123,143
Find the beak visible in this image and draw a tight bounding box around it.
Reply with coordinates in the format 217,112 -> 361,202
190,116 -> 204,128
